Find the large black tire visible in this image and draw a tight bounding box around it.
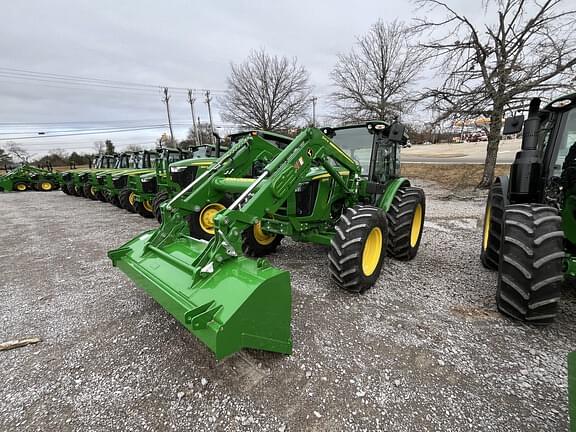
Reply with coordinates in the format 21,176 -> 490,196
386,186 -> 425,260
83,183 -> 97,200
328,205 -> 388,293
242,224 -> 283,257
481,181 -> 506,270
61,183 -> 70,194
496,204 -> 564,324
152,191 -> 170,223
118,188 -> 136,212
135,200 -> 155,218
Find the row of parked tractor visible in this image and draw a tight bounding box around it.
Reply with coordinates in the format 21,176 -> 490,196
3,91 -> 575,361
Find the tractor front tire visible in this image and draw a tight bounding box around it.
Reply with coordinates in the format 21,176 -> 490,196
14,182 -> 28,192
152,191 -> 169,223
119,188 -> 136,212
95,190 -> 107,202
328,205 -> 388,293
37,180 -> 55,192
242,223 -> 283,257
481,181 -> 506,270
496,204 -> 564,324
74,184 -> 84,197
386,186 -> 425,260
83,183 -> 96,200
135,200 -> 155,218
187,202 -> 228,241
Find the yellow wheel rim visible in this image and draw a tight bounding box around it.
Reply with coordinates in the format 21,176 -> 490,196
40,182 -> 52,191
362,227 -> 383,276
128,192 -> 136,206
483,204 -> 491,252
410,204 -> 423,248
199,203 -> 226,235
253,222 -> 277,246
143,200 -> 154,212
91,186 -> 97,195
16,184 -> 27,191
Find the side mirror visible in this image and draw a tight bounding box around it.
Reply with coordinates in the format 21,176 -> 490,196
503,115 -> 524,135
388,122 -> 406,142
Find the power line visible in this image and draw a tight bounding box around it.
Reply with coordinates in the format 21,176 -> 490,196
0,67 -> 229,95
0,125 -> 177,141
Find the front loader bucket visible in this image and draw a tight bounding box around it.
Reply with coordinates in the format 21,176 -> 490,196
108,232 -> 292,360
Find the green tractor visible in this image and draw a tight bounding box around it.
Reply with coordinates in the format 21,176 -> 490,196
109,122 -> 425,359
124,147 -> 200,218
0,164 -> 61,192
97,150 -> 157,208
61,154 -> 117,196
481,93 -> 576,324
149,131 -> 292,222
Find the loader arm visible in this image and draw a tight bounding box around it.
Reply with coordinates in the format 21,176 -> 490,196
108,128 -> 363,359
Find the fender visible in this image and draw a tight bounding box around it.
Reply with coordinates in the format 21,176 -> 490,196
493,175 -> 510,207
377,177 -> 411,212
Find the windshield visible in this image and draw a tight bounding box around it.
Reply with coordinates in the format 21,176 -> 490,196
330,128 -> 373,174
553,107 -> 576,176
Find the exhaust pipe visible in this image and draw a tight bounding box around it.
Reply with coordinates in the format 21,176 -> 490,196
510,97 -> 542,202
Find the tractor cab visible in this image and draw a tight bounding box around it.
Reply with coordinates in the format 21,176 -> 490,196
503,93 -> 576,204
322,121 -> 408,183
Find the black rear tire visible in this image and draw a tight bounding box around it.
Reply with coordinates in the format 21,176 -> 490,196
61,183 -> 70,194
386,186 -> 425,260
118,188 -> 136,212
481,181 -> 505,270
328,205 -> 388,293
152,191 -> 169,223
496,204 -> 564,324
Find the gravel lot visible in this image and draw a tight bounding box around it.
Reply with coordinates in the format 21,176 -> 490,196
1,183 -> 575,431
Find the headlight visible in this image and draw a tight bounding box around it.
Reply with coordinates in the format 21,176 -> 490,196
141,178 -> 150,182
374,124 -> 386,130
170,166 -> 187,172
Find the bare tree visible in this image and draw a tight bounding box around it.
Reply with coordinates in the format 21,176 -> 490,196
416,0 -> 576,187
5,142 -> 31,163
93,140 -> 105,154
221,50 -> 311,130
331,20 -> 427,122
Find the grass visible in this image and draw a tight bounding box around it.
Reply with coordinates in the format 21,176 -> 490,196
401,163 -> 511,190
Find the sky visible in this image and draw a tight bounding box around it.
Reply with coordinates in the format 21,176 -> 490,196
0,0 -> 483,157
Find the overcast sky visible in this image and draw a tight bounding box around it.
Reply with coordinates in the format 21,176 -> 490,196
1,0 -> 483,156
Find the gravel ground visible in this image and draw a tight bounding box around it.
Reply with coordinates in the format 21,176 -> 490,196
1,183 -> 575,432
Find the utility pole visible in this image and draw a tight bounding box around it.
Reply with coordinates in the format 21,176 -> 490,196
311,96 -> 318,127
205,90 -> 215,144
162,87 -> 175,146
187,89 -> 201,146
